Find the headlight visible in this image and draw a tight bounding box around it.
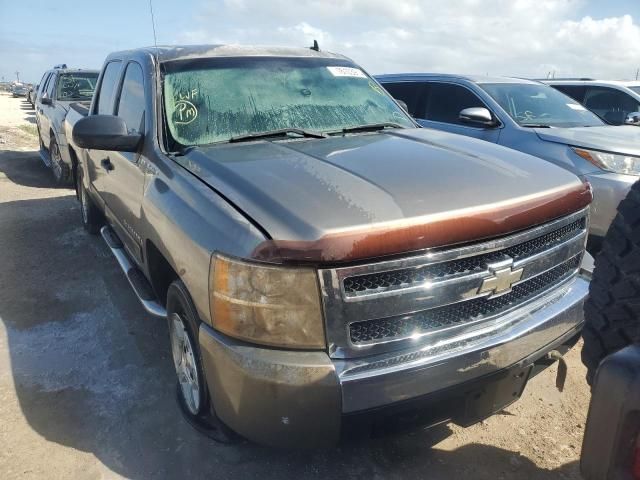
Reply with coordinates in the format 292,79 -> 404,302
209,254 -> 325,349
573,147 -> 640,176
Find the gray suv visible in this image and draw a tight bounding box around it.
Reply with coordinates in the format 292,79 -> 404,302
377,74 -> 640,248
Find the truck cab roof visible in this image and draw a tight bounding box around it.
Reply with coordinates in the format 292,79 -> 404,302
375,73 -> 541,85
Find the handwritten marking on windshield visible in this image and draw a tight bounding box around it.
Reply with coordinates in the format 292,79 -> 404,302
174,99 -> 198,125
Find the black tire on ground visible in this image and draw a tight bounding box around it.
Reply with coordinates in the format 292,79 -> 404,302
77,169 -> 102,234
166,280 -> 240,443
582,180 -> 640,384
49,137 -> 72,186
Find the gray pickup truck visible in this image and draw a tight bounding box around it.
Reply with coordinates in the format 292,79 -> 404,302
35,66 -> 99,184
64,45 -> 593,447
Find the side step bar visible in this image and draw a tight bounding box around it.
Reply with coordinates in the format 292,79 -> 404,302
100,226 -> 167,318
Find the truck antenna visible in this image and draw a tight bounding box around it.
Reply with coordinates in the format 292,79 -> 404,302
310,40 -> 320,52
148,0 -> 159,57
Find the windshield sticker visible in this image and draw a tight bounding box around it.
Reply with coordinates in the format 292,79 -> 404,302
174,99 -> 198,125
567,103 -> 587,111
327,66 -> 367,78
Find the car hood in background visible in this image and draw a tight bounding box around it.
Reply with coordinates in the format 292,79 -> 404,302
535,125 -> 640,157
179,128 -> 591,263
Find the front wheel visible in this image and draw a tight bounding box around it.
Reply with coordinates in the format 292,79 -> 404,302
77,170 -> 102,234
50,138 -> 71,186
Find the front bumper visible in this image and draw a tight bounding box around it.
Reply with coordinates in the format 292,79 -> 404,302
199,273 -> 589,448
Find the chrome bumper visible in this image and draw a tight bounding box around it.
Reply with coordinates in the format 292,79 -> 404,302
199,274 -> 588,447
336,274 -> 588,412
583,171 -> 636,238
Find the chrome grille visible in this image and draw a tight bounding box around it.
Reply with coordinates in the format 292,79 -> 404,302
318,209 -> 589,359
349,255 -> 580,345
342,217 -> 586,297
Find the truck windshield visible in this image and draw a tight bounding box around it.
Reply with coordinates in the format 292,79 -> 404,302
480,83 -> 604,128
162,57 -> 414,146
56,72 -> 99,101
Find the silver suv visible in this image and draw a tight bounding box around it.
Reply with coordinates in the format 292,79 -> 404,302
544,79 -> 640,126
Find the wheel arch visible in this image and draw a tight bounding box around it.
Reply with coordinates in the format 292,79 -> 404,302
146,239 -> 180,307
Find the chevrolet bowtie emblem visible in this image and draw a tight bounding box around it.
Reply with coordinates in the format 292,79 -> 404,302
478,260 -> 524,297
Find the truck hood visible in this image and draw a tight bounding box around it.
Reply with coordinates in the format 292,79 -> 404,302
179,128 -> 591,263
535,125 -> 640,157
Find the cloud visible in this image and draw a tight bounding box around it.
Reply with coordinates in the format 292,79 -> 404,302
180,0 -> 640,79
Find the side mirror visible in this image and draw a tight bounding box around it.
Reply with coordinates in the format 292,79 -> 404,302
459,107 -> 498,127
395,99 -> 409,113
41,96 -> 52,105
72,115 -> 142,152
624,112 -> 640,126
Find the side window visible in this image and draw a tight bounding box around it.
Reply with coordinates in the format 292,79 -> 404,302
425,83 -> 487,125
96,61 -> 123,115
381,82 -> 427,118
583,87 -> 640,125
45,73 -> 56,99
553,85 -> 586,103
116,63 -> 145,134
38,73 -> 51,97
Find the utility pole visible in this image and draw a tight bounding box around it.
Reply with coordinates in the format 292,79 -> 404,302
636,68 -> 639,81
15,71 -> 19,83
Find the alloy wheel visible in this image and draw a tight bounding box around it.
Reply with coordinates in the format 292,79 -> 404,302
169,312 -> 201,415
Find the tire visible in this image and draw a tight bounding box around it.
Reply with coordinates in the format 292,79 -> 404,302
49,137 -> 72,186
582,180 -> 640,384
77,169 -> 102,234
166,280 -> 239,443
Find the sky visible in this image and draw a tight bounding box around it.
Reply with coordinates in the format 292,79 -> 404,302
1,0 -> 639,84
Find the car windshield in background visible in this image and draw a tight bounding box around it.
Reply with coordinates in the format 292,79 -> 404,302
480,83 -> 604,128
162,57 -> 414,146
56,73 -> 99,101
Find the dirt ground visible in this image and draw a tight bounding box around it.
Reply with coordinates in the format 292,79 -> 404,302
0,91 -> 592,479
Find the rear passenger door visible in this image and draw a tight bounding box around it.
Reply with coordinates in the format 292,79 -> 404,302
419,82 -> 501,142
583,86 -> 640,125
101,61 -> 147,265
86,60 -> 123,203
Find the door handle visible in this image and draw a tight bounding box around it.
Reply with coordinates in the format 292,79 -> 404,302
100,158 -> 114,171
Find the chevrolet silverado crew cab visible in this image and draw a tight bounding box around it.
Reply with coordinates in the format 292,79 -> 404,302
35,65 -> 99,184
65,45 -> 592,448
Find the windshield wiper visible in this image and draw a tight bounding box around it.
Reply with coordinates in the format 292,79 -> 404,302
521,124 -> 552,128
334,122 -> 405,135
229,128 -> 327,143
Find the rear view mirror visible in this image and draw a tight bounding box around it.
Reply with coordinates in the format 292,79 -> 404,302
72,115 -> 142,152
459,107 -> 498,127
624,112 -> 640,126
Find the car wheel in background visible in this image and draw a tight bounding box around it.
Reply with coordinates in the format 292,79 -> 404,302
582,179 -> 640,384
77,170 -> 102,234
49,138 -> 71,186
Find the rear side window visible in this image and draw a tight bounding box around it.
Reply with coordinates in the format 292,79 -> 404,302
425,83 -> 487,125
38,72 -> 51,97
552,85 -> 587,103
97,61 -> 123,114
583,87 -> 640,125
116,63 -> 145,134
381,82 -> 428,118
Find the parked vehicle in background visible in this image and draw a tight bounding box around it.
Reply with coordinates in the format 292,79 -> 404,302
27,84 -> 38,108
377,74 -> 640,251
65,45 -> 592,448
11,83 -> 27,97
34,65 -> 99,185
544,79 -> 640,126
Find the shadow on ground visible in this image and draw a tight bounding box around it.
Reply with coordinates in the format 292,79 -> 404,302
0,148 -> 583,479
0,149 -> 66,189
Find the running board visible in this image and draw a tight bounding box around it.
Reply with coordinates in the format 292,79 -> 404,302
100,226 -> 167,318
